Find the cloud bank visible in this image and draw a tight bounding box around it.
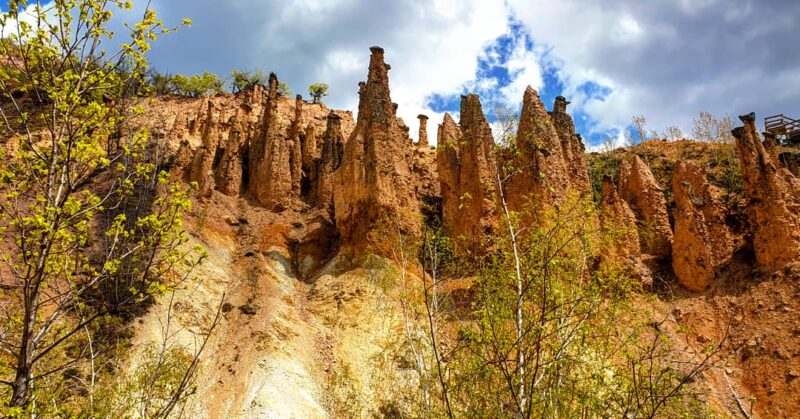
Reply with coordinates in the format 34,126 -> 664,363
105,0 -> 800,146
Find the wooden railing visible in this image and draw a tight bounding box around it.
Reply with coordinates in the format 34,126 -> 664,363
765,114 -> 800,139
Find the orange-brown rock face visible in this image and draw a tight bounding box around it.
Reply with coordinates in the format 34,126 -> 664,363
436,113 -> 462,233
436,95 -> 498,253
332,47 -> 420,251
312,112 -> 345,209
550,96 -> 591,195
618,155 -> 673,257
600,175 -> 640,259
184,88 -> 267,198
411,145 -> 439,202
187,98 -> 220,198
417,114 -> 429,147
302,123 -> 318,170
671,161 -> 733,291
505,87 -> 572,213
248,73 -> 294,210
290,95 -> 304,197
215,88 -> 266,195
168,74 -> 353,209
732,113 -> 800,271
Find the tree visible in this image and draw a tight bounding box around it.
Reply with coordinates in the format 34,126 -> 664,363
491,102 -> 519,147
308,82 -> 329,103
601,135 -> 618,153
692,111 -> 734,143
626,115 -> 649,146
170,71 -> 224,97
663,125 -> 683,141
0,1 -> 207,414
230,69 -> 267,93
406,119 -> 725,417
146,69 -> 175,96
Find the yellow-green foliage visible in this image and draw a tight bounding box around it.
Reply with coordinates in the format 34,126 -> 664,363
231,68 -> 268,93
0,1 -> 201,414
308,82 -> 329,103
94,342 -> 196,417
170,71 -> 224,97
423,194 -> 714,418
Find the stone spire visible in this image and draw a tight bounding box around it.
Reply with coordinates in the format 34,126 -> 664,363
599,175 -> 640,259
214,106 -> 246,196
505,86 -> 571,213
302,122 -> 317,170
188,98 -> 218,198
437,113 -> 461,234
290,94 -> 304,196
550,95 -> 591,195
436,95 -> 498,254
333,46 -> 420,252
247,72 -> 294,210
732,112 -> 800,271
313,111 -> 345,209
417,114 -> 429,146
671,161 -> 732,291
618,155 -> 673,257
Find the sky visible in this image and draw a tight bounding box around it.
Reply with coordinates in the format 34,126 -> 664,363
4,0 -> 800,149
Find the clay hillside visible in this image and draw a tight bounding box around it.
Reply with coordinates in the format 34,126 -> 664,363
117,47 -> 800,417
1,9 -> 799,417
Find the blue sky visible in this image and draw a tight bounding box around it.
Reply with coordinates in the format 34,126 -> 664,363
4,0 -> 799,149
425,22 -> 616,145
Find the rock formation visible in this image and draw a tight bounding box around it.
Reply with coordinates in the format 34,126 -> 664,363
436,113 -> 462,236
671,161 -> 732,291
550,96 -> 591,195
187,98 -> 219,198
599,175 -> 640,259
179,85 -> 265,198
732,113 -> 800,271
436,95 -> 498,253
167,79 -> 354,207
332,47 -> 420,251
618,155 -> 673,257
214,89 -> 265,195
302,123 -> 318,170
417,114 -> 429,147
248,73 -> 294,210
410,146 -> 439,204
505,87 -> 572,213
312,111 -> 345,209
290,94 -> 304,197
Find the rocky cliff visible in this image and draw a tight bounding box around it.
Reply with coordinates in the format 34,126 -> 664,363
505,87 -> 573,213
166,76 -> 355,211
118,48 -> 800,418
600,175 -> 640,260
333,47 -> 422,253
671,161 -> 732,291
618,154 -> 674,257
311,111 -> 345,209
550,96 -> 591,195
436,95 -> 498,253
732,113 -> 800,271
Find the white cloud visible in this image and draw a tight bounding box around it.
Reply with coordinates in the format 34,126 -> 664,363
144,0 -> 510,144
0,2 -> 56,39
586,129 -> 626,153
499,35 -> 544,107
117,0 -> 800,149
507,0 -> 800,145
